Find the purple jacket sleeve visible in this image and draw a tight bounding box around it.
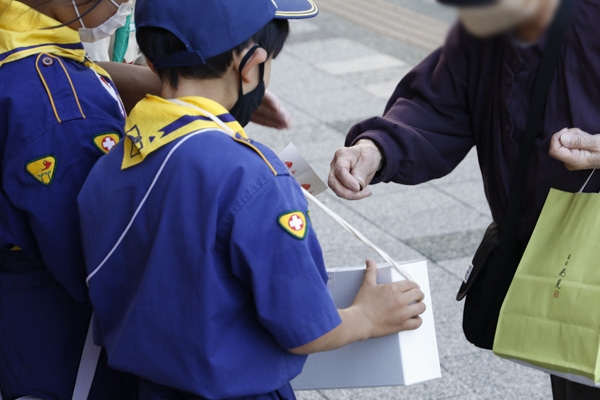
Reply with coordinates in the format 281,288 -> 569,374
346,25 -> 476,185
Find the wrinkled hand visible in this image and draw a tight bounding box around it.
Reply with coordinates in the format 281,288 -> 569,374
352,259 -> 425,339
549,128 -> 600,170
328,139 -> 383,200
250,90 -> 291,129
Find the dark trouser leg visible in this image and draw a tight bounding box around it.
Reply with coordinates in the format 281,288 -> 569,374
0,269 -> 137,400
551,375 -> 600,399
0,269 -> 90,399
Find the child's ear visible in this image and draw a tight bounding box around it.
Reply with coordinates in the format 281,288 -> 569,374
237,47 -> 268,84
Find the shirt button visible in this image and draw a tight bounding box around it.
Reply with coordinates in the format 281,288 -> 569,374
41,56 -> 54,66
505,77 -> 511,85
504,124 -> 511,133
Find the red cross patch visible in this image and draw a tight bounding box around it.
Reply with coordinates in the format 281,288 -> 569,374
278,211 -> 308,240
93,132 -> 120,154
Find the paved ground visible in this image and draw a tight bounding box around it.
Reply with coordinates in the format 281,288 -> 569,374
246,1 -> 554,399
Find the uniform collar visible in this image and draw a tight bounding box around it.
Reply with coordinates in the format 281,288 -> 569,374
0,0 -> 86,67
122,95 -> 247,169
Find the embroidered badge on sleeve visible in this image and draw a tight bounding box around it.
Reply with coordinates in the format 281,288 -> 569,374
93,132 -> 120,154
278,211 -> 307,240
26,155 -> 56,185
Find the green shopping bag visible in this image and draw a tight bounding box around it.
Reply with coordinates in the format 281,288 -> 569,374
493,186 -> 600,387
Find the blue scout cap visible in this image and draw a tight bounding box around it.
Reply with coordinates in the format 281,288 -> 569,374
135,0 -> 318,68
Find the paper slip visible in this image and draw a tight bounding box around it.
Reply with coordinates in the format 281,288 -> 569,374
278,142 -> 328,195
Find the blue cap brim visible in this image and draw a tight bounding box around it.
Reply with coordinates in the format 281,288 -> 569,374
274,0 -> 319,19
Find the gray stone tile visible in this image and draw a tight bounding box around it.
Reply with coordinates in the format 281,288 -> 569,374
307,11 -> 430,67
362,80 -> 403,100
420,263 -> 479,361
437,256 -> 477,283
283,85 -> 387,125
325,119 -> 364,141
404,230 -> 485,262
430,148 -> 482,185
426,262 -> 464,312
315,54 -> 406,76
293,390 -> 327,400
247,121 -> 347,163
385,0 -> 458,23
342,186 -> 492,240
315,371 -> 471,400
432,180 -> 492,219
269,58 -> 349,104
289,19 -> 322,35
343,65 -> 413,89
284,37 -> 384,64
441,351 -> 553,399
435,313 -> 480,361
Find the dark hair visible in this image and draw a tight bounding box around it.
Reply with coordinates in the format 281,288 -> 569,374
137,19 -> 290,88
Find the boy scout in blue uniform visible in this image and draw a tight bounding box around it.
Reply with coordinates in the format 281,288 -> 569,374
0,0 -> 138,398
77,0 -> 426,398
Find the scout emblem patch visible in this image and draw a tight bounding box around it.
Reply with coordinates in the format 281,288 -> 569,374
278,211 -> 307,240
26,155 -> 56,185
93,132 -> 120,154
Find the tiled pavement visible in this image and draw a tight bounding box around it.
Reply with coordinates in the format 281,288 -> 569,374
246,2 -> 554,399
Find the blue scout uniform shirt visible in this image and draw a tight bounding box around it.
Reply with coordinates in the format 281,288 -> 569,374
0,0 -> 125,301
0,1 -> 134,398
347,0 -> 600,242
78,95 -> 342,398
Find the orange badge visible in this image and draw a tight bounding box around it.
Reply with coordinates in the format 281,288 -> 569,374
278,211 -> 307,240
26,155 -> 56,185
93,132 -> 120,154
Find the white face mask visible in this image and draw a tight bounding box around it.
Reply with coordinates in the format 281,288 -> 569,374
458,0 -> 539,38
72,0 -> 133,43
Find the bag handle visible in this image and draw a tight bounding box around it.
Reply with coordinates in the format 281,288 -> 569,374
578,169 -> 596,193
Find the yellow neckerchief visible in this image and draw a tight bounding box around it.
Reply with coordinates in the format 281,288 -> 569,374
0,0 -> 108,76
122,95 -> 247,169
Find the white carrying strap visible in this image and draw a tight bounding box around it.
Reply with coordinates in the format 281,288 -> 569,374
168,99 -> 415,281
301,188 -> 414,282
578,169 -> 596,193
72,317 -> 101,400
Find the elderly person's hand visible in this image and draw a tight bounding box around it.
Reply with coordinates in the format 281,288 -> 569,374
549,128 -> 600,170
328,139 -> 383,200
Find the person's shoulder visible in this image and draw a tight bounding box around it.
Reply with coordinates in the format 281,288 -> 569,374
176,129 -> 290,177
2,54 -> 122,123
0,55 -> 47,104
553,0 -> 600,69
568,0 -> 600,41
